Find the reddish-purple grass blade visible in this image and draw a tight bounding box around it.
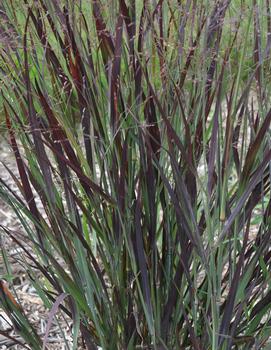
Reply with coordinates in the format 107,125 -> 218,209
134,181 -> 153,319
42,293 -> 69,350
110,14 -> 123,134
241,108 -> 271,182
4,106 -> 44,245
92,0 -> 114,64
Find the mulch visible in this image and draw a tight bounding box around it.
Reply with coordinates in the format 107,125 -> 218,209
0,136 -> 75,349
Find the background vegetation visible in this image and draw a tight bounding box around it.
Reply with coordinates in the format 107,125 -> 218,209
0,0 -> 271,349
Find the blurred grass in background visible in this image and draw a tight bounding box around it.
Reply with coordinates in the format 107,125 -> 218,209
0,0 -> 271,349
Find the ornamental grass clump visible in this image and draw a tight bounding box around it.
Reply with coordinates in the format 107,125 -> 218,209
0,0 -> 271,349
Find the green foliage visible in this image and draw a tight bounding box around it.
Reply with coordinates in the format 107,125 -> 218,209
0,0 -> 271,349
